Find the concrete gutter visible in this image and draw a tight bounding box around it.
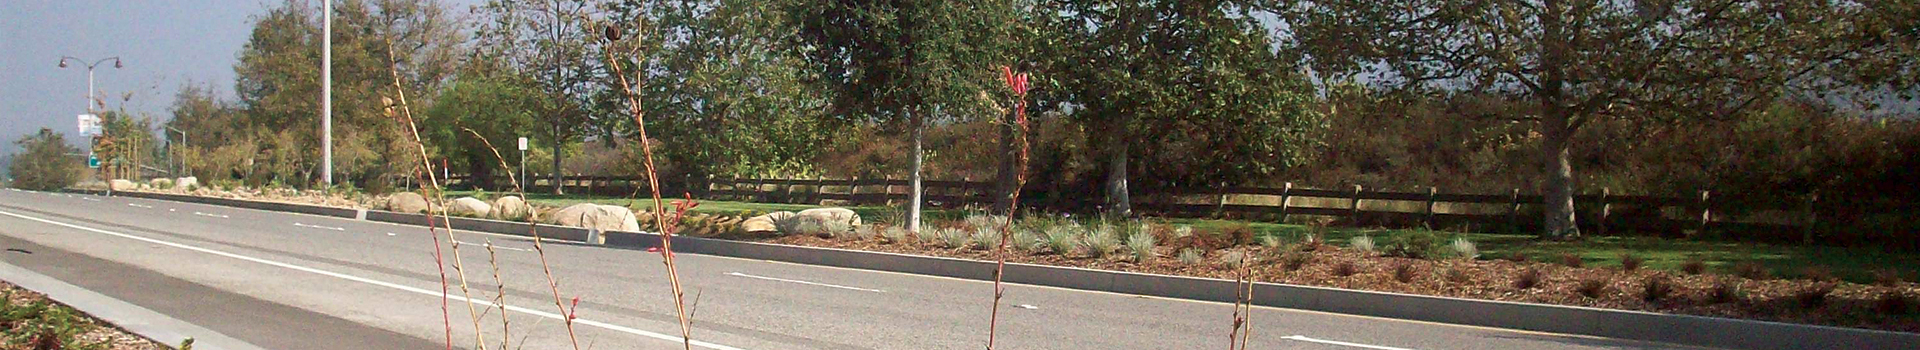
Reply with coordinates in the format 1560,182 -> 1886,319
0,260 -> 268,350
93,190 -> 1920,350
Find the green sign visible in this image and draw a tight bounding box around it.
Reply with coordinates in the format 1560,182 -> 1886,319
87,155 -> 100,169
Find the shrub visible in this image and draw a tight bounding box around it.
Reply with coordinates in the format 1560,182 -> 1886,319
1619,254 -> 1643,271
1878,291 -> 1914,315
1332,261 -> 1359,277
1799,266 -> 1836,282
1442,268 -> 1470,284
1221,223 -> 1255,246
881,226 -> 909,244
1795,283 -> 1837,308
1220,251 -> 1250,269
1732,262 -> 1770,280
1513,268 -> 1543,290
1044,226 -> 1079,255
1081,226 -> 1121,258
1708,280 -> 1745,304
1177,248 -> 1204,265
1391,263 -> 1417,283
1575,277 -> 1609,299
1386,230 -> 1441,259
1126,231 -> 1157,262
1873,269 -> 1906,287
1642,275 -> 1673,302
6,128 -> 82,191
1448,237 -> 1478,259
1559,253 -> 1584,268
1280,252 -> 1311,271
1681,258 -> 1707,275
1349,235 -> 1376,254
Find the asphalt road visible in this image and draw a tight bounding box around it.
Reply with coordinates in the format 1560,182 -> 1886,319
0,189 -> 1703,349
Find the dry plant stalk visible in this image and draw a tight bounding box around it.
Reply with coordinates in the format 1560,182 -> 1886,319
1227,248 -> 1254,350
384,41 -> 489,350
986,66 -> 1033,350
462,127 -> 582,349
600,22 -> 699,350
481,239 -> 510,350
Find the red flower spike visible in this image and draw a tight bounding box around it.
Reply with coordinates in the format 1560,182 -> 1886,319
647,247 -> 661,253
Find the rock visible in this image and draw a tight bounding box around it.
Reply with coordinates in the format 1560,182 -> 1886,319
448,197 -> 492,218
174,177 -> 198,189
796,208 -> 861,227
109,179 -> 136,190
491,196 -> 531,220
552,203 -> 640,232
149,178 -> 173,188
387,192 -> 432,214
741,211 -> 797,233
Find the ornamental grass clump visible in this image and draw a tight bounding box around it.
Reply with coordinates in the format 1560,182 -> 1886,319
1448,237 -> 1478,259
1642,275 -> 1674,303
1618,253 -> 1643,271
1349,235 -> 1375,254
1332,261 -> 1359,277
1177,248 -> 1204,265
940,228 -> 971,249
1575,277 -> 1609,299
1081,226 -> 1121,258
1514,268 -> 1543,290
1044,225 -> 1079,255
1126,231 -> 1157,262
880,226 -> 909,244
970,229 -> 998,250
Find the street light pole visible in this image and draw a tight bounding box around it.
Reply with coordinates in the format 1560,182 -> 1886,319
321,0 -> 334,185
60,56 -> 122,194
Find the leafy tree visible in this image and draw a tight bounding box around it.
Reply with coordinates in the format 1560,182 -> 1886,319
8,128 -> 82,191
473,0 -> 598,194
421,71 -> 543,189
1047,0 -> 1322,217
1282,1 -> 1909,238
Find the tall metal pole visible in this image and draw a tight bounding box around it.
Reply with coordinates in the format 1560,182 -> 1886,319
87,68 -> 95,111
321,0 -> 334,185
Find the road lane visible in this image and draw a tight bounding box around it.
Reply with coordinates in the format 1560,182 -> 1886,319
0,190 -> 1698,349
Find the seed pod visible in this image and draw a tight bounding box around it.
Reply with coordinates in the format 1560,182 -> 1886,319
603,25 -> 622,42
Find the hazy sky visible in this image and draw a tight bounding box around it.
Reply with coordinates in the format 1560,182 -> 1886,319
0,0 -> 480,156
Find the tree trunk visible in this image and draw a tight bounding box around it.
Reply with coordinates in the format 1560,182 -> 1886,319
1105,114 -> 1132,218
551,122 -> 565,195
907,108 -> 925,233
991,107 -> 1019,215
1541,108 -> 1580,239
470,155 -> 495,190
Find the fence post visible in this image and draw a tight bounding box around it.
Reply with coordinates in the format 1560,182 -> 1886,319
1598,187 -> 1611,236
1696,190 -> 1712,237
1349,184 -> 1363,225
781,178 -> 796,203
1424,186 -> 1437,229
1508,188 -> 1522,233
1279,182 -> 1293,224
1803,192 -> 1817,244
1214,182 -> 1229,218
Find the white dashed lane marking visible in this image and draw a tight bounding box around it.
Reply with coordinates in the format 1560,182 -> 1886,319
127,203 -> 154,209
193,212 -> 229,219
292,222 -> 346,231
1282,335 -> 1416,350
725,272 -> 885,293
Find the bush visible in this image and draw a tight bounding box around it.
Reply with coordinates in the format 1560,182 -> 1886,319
1513,268 -> 1543,290
1349,235 -> 1376,254
1575,277 -> 1609,299
1177,248 -> 1204,265
1558,253 -> 1585,268
1681,258 -> 1707,275
1126,231 -> 1157,262
1332,261 -> 1359,277
1619,254 -> 1643,271
1220,223 -> 1254,246
1386,230 -> 1442,259
1643,275 -> 1674,302
6,129 -> 82,191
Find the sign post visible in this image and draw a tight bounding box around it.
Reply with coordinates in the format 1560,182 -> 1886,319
517,137 -> 529,192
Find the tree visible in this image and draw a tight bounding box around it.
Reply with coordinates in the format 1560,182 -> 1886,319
474,0 -> 598,194
793,0 -> 1019,232
421,71 -> 543,189
1048,0 -> 1322,217
1282,1 -> 1904,238
8,128 -> 82,191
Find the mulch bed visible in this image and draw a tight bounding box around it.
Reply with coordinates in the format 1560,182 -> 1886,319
748,233 -> 1920,333
0,281 -> 167,350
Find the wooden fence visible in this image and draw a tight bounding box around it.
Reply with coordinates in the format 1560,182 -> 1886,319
447,174 -> 1819,240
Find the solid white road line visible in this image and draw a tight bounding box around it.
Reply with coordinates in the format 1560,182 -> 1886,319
724,272 -> 885,293
80,197 -> 101,202
193,212 -> 229,219
1282,335 -> 1416,350
295,223 -> 349,230
453,239 -> 531,252
0,209 -> 750,350
127,203 -> 154,209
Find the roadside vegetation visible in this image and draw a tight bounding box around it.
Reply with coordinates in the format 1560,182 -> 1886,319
0,281 -> 169,350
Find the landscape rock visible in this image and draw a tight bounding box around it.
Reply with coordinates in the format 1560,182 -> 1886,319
796,208 -> 861,227
109,179 -> 136,190
448,197 -> 492,218
174,177 -> 198,189
491,196 -> 530,220
553,203 -> 640,232
741,211 -> 797,233
387,192 -> 432,213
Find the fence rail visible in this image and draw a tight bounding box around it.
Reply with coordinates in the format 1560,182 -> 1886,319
446,174 -> 1818,240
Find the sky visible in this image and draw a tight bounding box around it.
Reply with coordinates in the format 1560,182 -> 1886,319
0,0 -> 479,157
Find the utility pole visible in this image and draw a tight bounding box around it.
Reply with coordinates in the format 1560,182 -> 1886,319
321,0 -> 334,185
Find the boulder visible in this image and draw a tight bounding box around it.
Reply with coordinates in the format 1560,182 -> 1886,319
387,192 -> 432,214
741,211 -> 798,233
553,203 -> 640,233
448,197 -> 492,218
149,178 -> 173,188
491,196 -> 531,220
796,208 -> 860,227
109,179 -> 136,190
174,177 -> 198,189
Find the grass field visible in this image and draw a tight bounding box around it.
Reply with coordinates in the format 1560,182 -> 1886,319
445,190 -> 1915,283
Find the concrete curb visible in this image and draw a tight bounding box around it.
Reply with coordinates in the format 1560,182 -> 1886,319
96,190 -> 1920,350
0,260 -> 268,350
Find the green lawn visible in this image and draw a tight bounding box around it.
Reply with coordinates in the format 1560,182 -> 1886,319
444,189 -> 1913,283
